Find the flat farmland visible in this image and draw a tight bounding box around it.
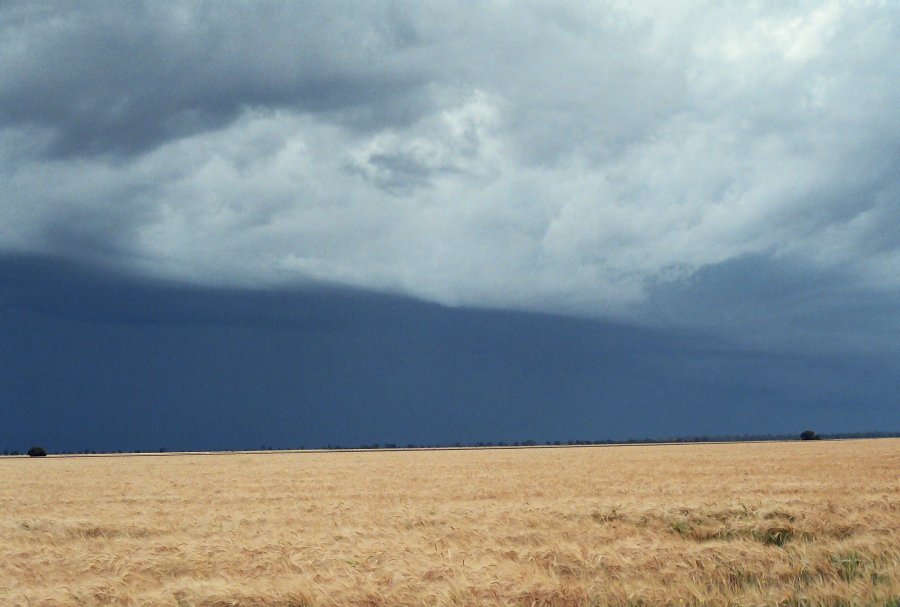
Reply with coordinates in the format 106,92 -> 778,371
1,440 -> 898,606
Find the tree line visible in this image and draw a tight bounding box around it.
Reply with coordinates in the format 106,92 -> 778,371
5,430 -> 900,456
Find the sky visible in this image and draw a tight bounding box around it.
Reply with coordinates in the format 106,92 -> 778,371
1,1 -> 898,452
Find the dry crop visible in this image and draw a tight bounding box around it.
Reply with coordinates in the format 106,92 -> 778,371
1,439 -> 898,606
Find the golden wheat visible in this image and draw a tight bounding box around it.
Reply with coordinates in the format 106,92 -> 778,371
1,439 -> 898,606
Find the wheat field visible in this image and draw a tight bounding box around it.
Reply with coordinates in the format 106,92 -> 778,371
1,439 -> 898,606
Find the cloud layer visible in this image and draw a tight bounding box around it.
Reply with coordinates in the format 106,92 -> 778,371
2,1 -> 897,333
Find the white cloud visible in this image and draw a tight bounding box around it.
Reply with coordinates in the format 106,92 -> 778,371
345,90 -> 502,193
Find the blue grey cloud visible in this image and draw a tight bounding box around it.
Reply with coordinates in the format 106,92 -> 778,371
0,2 -> 430,156
1,0 -> 897,353
3,255 -> 897,451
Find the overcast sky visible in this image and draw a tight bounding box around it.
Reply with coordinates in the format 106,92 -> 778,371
1,1 -> 897,450
4,1 -> 897,320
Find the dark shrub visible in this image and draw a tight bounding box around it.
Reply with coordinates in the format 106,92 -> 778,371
800,430 -> 820,441
27,446 -> 47,457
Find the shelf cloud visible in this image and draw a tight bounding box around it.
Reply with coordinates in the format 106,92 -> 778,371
2,1 -> 897,345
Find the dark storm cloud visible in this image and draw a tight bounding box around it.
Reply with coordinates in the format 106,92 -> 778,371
638,254 -> 900,354
3,254 -> 897,452
0,2 -> 428,156
1,1 -> 897,353
0,253 -> 409,329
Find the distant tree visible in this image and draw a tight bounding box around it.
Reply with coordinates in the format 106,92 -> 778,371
800,430 -> 821,441
27,446 -> 47,457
